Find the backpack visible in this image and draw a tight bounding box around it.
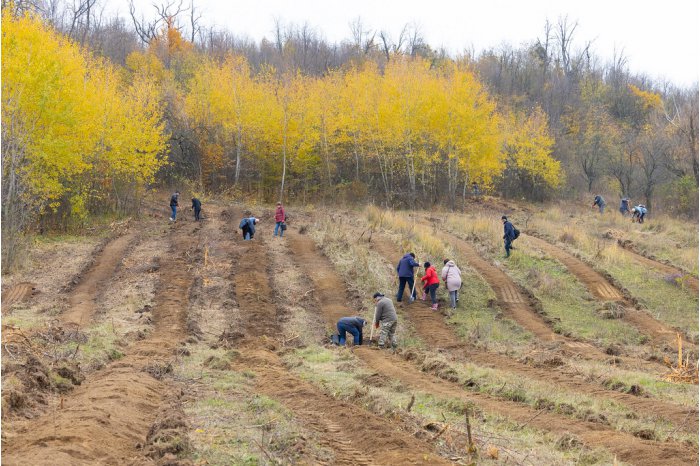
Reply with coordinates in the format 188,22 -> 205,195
513,227 -> 520,240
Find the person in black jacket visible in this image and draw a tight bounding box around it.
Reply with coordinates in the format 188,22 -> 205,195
191,198 -> 202,221
169,191 -> 180,222
502,216 -> 515,258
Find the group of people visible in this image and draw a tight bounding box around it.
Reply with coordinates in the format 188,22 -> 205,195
395,253 -> 463,311
594,195 -> 648,223
238,202 -> 287,240
168,191 -> 202,222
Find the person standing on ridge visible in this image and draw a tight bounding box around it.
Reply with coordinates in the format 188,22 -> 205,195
502,216 -> 516,258
169,191 -> 180,222
421,261 -> 440,311
396,252 -> 420,303
273,202 -> 286,237
372,292 -> 398,349
441,259 -> 462,310
592,194 -> 606,214
191,197 -> 202,221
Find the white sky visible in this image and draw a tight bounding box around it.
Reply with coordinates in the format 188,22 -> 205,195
111,0 -> 699,87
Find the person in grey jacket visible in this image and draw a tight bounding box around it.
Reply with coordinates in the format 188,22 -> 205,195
336,316 -> 366,346
372,292 -> 398,349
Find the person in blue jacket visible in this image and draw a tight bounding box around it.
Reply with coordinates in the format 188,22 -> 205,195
619,197 -> 630,216
336,316 -> 366,346
396,252 -> 420,303
239,216 -> 259,240
592,195 -> 606,214
502,216 -> 515,258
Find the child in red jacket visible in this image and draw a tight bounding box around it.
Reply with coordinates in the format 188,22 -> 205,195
421,262 -> 440,310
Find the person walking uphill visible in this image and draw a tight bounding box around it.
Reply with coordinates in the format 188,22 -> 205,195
502,216 -> 516,258
191,197 -> 202,221
336,316 -> 366,346
169,191 -> 179,222
441,259 -> 462,309
421,262 -> 440,311
396,253 -> 420,303
372,293 -> 398,349
592,194 -> 606,214
273,202 -> 286,237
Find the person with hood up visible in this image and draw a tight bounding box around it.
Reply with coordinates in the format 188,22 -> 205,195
421,262 -> 440,311
396,252 -> 420,303
502,216 -> 516,258
336,316 -> 366,346
441,259 -> 462,309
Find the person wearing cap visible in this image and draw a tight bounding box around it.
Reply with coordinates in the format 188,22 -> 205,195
441,259 -> 462,309
273,202 -> 287,237
420,262 -> 440,311
336,316 -> 367,346
396,252 -> 420,303
502,216 -> 515,258
372,293 -> 398,349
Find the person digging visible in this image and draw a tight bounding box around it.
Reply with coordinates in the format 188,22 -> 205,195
371,292 -> 398,349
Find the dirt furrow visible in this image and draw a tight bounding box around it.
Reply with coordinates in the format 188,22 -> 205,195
366,227 -> 699,430
616,242 -> 699,293
287,231 -> 697,465
2,222 -> 196,465
62,232 -> 137,326
2,282 -> 36,308
231,225 -> 448,465
524,233 -> 693,348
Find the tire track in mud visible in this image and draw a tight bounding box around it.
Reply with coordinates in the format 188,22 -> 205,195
2,222 -> 198,466
523,233 -> 695,349
2,282 -> 36,309
287,231 -> 698,466
231,222 -> 448,465
62,232 -> 137,327
368,236 -> 698,433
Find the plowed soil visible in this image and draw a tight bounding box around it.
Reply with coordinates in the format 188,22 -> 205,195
2,282 -> 36,308
287,227 -> 697,465
2,222 -> 197,465
231,222 -> 448,465
62,232 -> 137,326
524,234 -> 693,348
367,233 -> 698,434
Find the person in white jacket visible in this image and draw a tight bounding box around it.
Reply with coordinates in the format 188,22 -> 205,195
441,259 -> 462,309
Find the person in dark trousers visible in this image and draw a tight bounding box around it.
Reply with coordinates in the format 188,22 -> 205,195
336,316 -> 366,346
169,191 -> 180,222
274,202 -> 286,237
372,292 -> 398,349
421,262 -> 440,311
396,252 -> 420,303
502,216 -> 515,258
592,195 -> 606,214
619,197 -> 630,216
191,198 -> 202,221
239,216 -> 258,240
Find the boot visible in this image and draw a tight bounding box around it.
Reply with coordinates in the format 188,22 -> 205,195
431,303 -> 438,311
421,292 -> 427,301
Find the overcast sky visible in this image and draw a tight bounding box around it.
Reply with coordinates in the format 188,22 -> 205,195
113,0 -> 699,87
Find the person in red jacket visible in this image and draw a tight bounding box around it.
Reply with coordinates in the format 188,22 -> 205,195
421,262 -> 440,310
273,202 -> 286,237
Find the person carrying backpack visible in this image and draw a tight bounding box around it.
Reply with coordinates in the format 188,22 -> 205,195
502,216 -> 518,258
420,262 -> 440,311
